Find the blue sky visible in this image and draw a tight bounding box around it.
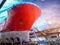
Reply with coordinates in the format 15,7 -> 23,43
0,0 -> 60,31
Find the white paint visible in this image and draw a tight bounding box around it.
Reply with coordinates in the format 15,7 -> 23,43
1,31 -> 30,41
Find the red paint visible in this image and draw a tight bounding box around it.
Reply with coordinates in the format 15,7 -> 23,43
1,3 -> 41,32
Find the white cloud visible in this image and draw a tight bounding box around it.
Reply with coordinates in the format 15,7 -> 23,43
42,4 -> 60,28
